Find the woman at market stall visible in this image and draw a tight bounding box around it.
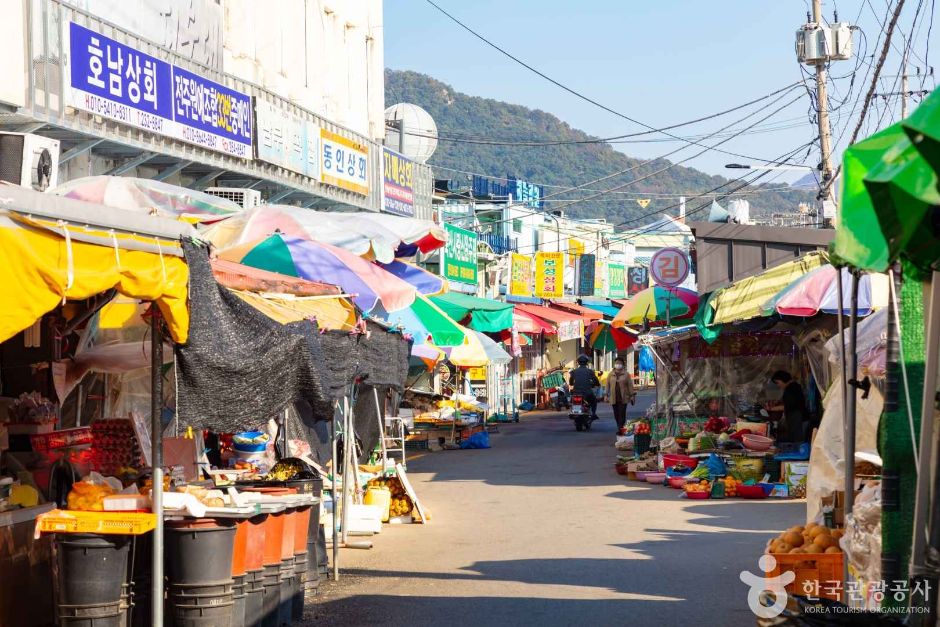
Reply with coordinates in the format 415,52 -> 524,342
767,370 -> 807,443
606,357 -> 635,432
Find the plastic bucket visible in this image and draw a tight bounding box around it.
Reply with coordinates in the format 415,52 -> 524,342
232,574 -> 246,627
306,500 -> 323,586
129,533 -> 152,627
57,601 -> 124,627
281,508 -> 297,561
170,599 -> 234,627
232,519 -> 250,577
166,519 -> 237,585
55,533 -> 130,619
168,580 -> 234,627
293,505 -> 312,554
244,570 -> 264,627
364,487 -> 391,522
243,514 -> 267,573
260,564 -> 281,627
293,553 -> 307,620
278,558 -> 295,626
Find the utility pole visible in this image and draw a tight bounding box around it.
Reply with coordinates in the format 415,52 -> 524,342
811,0 -> 836,227
901,53 -> 909,118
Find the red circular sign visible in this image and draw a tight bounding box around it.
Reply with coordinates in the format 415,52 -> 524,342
650,247 -> 690,288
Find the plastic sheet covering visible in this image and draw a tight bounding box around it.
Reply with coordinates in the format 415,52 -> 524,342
805,378 -> 883,523
175,241 -> 333,431
0,215 -> 189,343
841,481 -> 883,584
176,241 -> 411,433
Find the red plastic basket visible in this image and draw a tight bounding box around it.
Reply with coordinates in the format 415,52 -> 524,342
767,552 -> 844,601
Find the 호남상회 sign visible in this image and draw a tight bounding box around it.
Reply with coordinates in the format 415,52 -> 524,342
67,21 -> 252,158
443,224 -> 478,285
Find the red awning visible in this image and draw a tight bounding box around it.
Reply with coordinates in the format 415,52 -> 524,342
513,310 -> 556,335
514,304 -> 584,342
549,301 -> 603,322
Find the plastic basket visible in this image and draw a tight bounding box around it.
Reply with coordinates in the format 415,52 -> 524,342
37,510 -> 157,536
766,552 -> 844,601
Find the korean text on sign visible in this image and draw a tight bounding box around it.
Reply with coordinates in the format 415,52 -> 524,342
382,148 -> 415,217
67,21 -> 252,158
535,252 -> 563,298
321,129 -> 369,196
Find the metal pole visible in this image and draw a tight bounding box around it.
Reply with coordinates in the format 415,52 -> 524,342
901,54 -> 909,119
844,272 -> 860,518
150,307 -> 164,627
330,403 -> 339,581
912,271 -> 940,620
811,0 -> 836,226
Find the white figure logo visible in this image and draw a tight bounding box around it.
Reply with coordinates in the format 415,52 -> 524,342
739,555 -> 795,619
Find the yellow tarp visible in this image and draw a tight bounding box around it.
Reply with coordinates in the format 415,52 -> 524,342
232,290 -> 356,331
0,221 -> 189,343
710,251 -> 828,325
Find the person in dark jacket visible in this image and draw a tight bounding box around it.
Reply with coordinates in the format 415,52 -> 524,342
569,354 -> 600,418
768,370 -> 807,442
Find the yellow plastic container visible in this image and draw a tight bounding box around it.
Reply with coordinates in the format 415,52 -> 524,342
731,457 -> 765,482
364,486 -> 392,522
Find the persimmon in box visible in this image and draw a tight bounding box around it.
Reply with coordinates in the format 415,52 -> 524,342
766,524 -> 845,601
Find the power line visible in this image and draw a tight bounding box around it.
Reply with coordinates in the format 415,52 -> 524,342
422,0 -> 818,159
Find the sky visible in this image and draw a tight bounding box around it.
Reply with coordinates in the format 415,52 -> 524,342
384,0 -> 936,181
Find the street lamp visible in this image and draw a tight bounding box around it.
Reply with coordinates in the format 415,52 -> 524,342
725,163 -> 816,172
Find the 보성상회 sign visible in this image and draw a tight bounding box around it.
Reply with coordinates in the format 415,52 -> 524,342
67,21 -> 252,158
443,224 -> 478,285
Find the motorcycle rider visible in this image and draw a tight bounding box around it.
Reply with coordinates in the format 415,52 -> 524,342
569,354 -> 600,419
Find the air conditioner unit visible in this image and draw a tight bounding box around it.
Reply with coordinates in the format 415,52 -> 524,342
204,187 -> 262,210
0,132 -> 60,191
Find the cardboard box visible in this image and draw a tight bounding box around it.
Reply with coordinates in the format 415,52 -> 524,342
782,461 -> 810,498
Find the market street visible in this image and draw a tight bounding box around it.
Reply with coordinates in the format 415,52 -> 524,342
306,393 -> 804,627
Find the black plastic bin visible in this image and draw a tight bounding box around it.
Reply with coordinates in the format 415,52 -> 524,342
55,533 -> 130,627
165,519 -> 237,627
260,564 -> 280,627
129,533 -> 152,627
232,574 -> 247,627
243,569 -> 264,627
277,557 -> 295,626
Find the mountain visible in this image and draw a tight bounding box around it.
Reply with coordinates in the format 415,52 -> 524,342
385,69 -> 814,227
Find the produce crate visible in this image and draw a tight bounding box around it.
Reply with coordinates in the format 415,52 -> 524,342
728,456 -> 764,482
35,509 -> 156,536
766,552 -> 844,601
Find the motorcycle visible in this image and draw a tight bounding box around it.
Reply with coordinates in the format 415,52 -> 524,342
568,394 -> 594,431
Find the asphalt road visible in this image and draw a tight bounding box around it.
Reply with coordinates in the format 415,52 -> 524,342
303,392 -> 803,626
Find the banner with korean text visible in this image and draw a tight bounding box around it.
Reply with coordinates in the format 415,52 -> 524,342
535,252 -> 564,298
608,263 -> 626,298
443,224 -> 478,286
509,253 -> 532,297
66,21 -> 252,158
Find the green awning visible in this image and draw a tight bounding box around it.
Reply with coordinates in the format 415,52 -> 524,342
430,292 -> 514,333
832,108 -> 940,273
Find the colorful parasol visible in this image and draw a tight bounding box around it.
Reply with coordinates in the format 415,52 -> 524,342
612,286 -> 698,327
442,330 -> 490,367
762,265 -> 887,317
376,293 -> 467,347
411,343 -> 445,370
378,259 -> 447,296
831,119 -> 940,273
586,320 -> 638,352
52,176 -> 242,223
203,205 -> 446,263
216,234 -> 415,313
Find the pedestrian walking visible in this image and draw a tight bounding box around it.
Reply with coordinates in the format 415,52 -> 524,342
607,357 -> 635,431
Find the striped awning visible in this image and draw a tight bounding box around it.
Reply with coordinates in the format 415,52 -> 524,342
708,251 -> 828,325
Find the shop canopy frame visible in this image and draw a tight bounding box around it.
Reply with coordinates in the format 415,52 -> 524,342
0,184 -> 196,627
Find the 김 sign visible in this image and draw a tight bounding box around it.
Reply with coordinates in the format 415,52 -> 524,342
650,247 -> 690,288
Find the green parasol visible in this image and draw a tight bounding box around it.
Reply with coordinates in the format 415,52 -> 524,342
902,88 -> 940,173
831,121 -> 940,273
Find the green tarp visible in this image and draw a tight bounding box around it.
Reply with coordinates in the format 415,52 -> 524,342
430,292 -> 514,333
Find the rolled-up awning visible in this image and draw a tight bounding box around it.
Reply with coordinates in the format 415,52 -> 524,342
513,310 -> 556,335
231,290 -> 357,331
708,251 -> 828,325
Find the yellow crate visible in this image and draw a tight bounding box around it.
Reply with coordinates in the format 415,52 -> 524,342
36,509 -> 156,536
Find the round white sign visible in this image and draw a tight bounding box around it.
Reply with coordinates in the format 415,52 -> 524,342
650,247 -> 690,288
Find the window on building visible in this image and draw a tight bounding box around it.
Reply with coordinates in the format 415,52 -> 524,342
512,219 -> 523,234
